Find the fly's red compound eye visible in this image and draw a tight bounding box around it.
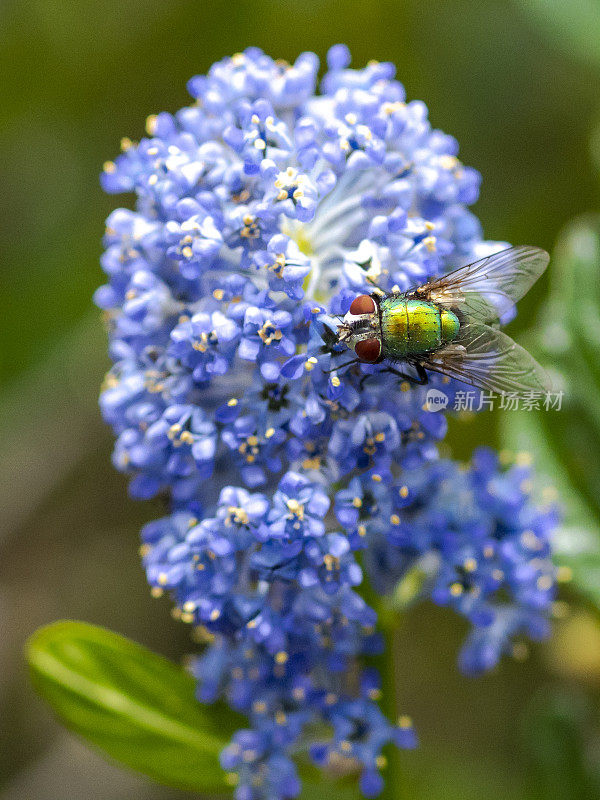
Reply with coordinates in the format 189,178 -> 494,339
354,337 -> 381,363
349,294 -> 376,316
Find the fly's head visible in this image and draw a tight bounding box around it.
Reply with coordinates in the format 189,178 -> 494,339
338,294 -> 382,363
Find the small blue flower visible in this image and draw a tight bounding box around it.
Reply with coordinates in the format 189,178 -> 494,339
267,472 -> 329,540
335,475 -> 390,533
165,214 -> 224,279
252,234 -> 311,300
300,533 -> 362,594
237,306 -> 296,365
221,414 -> 286,487
241,374 -> 303,429
329,412 -> 400,476
169,310 -> 239,384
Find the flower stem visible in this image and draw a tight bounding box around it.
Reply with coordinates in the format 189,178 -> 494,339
379,621 -> 405,800
359,570 -> 406,800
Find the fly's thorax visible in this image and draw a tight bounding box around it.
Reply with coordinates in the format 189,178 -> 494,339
380,296 -> 460,357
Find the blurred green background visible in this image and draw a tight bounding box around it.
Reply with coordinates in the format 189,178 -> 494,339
2,1 -> 600,798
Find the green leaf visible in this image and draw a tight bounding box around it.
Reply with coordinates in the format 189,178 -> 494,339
26,620 -> 243,793
501,216 -> 600,610
501,408 -> 600,609
522,690 -> 600,800
517,0 -> 600,70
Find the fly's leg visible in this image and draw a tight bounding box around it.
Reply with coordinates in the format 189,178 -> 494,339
323,359 -> 361,375
324,359 -> 429,388
382,362 -> 429,385
324,358 -> 379,388
358,362 -> 429,390
359,371 -> 377,390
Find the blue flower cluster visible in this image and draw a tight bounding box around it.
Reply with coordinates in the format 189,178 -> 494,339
98,46 -> 558,799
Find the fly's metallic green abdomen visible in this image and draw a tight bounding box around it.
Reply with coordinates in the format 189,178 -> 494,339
380,297 -> 460,357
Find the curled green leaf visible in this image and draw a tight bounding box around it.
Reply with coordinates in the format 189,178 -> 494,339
517,0 -> 600,71
503,216 -> 600,612
26,620 -> 243,793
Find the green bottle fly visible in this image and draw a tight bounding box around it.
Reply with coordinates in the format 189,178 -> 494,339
334,246 -> 552,395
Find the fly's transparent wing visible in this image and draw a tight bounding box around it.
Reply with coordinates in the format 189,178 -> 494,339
415,246 -> 549,323
422,323 -> 551,395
